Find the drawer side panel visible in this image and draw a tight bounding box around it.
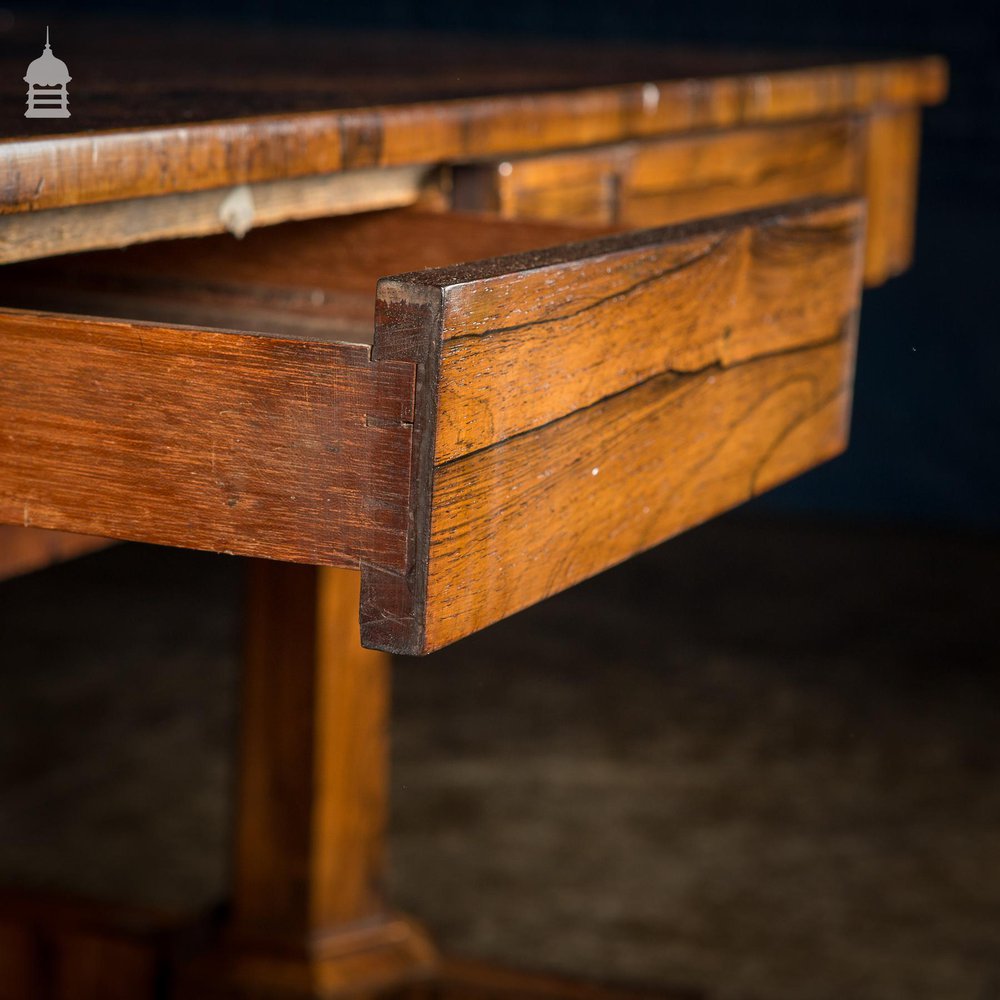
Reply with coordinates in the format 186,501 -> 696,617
0,311 -> 416,570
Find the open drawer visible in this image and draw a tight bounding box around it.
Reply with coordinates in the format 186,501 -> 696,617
0,198 -> 864,653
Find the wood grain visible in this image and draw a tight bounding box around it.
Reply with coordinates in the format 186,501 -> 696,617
0,202 -> 864,654
620,119 -> 864,227
453,118 -> 864,230
452,106 -> 920,286
0,166 -> 434,265
863,107 -> 922,284
423,335 -> 855,650
0,209 -> 603,597
0,309 -> 415,570
184,562 -> 437,997
0,20 -> 945,217
433,200 -> 864,461
233,563 -> 389,939
0,211 -> 602,309
0,211 -> 605,349
453,149 -> 623,225
451,112 -> 925,289
363,198 -> 864,653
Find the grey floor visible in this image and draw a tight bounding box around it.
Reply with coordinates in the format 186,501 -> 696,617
0,516 -> 998,1000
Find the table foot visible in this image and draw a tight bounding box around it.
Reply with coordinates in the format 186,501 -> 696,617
177,913 -> 438,998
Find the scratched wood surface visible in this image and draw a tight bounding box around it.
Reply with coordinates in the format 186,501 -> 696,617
0,18 -> 944,217
364,198 -> 865,653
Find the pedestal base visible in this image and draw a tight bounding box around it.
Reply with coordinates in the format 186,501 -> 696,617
179,914 -> 438,999
0,888 -> 702,999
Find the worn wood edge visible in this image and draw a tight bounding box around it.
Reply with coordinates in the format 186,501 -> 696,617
432,197 -> 866,461
361,283 -> 444,656
380,194 -> 860,293
862,107 -> 922,285
452,112 -> 860,171
0,165 -> 434,264
0,56 -> 946,216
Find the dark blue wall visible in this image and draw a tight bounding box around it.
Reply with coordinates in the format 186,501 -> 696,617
22,0 -> 1000,529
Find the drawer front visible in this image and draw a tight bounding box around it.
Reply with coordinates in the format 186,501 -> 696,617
365,196 -> 865,653
453,119 -> 863,228
451,113 -> 919,286
0,200 -> 864,654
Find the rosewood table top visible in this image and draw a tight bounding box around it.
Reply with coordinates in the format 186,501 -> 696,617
0,18 -> 945,214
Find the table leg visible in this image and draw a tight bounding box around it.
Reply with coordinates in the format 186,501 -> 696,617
182,560 -> 437,998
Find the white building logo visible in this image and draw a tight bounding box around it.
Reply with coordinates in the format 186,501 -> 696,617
24,28 -> 71,119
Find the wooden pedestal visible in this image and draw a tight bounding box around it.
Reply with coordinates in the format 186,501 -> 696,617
0,560 -> 699,999
178,562 -> 438,997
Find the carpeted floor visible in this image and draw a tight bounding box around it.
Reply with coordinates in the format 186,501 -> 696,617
0,516 -> 998,999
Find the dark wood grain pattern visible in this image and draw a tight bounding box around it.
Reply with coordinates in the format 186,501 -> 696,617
363,198 -> 864,653
0,309 -> 416,570
450,113 -> 921,288
432,201 -> 864,461
0,18 -> 944,218
0,210 -> 608,598
0,26 -> 944,1000
453,118 -> 864,228
0,200 -> 863,654
423,335 -> 854,651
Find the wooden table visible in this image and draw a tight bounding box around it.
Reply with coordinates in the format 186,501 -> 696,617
0,17 -> 945,998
